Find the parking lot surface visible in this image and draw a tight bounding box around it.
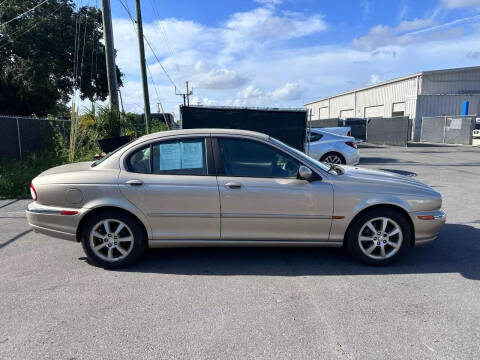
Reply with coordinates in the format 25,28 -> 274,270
1,144 -> 479,360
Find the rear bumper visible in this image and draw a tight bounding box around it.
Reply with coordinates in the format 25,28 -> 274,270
346,151 -> 360,165
343,149 -> 360,166
26,202 -> 82,242
411,209 -> 446,246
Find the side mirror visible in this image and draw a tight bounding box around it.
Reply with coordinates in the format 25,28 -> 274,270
298,165 -> 313,180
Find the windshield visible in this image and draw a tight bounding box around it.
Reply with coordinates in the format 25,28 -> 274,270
269,137 -> 332,173
91,139 -> 135,167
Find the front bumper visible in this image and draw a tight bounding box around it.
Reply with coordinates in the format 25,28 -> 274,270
411,209 -> 446,245
26,202 -> 83,242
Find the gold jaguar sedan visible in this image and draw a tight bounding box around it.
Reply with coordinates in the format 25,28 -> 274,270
26,129 -> 445,268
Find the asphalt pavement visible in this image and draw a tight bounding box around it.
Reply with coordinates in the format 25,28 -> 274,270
0,144 -> 479,359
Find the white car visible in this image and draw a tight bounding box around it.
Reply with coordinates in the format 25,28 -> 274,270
306,128 -> 360,165
319,126 -> 352,137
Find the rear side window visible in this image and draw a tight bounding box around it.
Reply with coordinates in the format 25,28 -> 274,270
152,138 -> 207,175
309,133 -> 323,142
126,146 -> 151,173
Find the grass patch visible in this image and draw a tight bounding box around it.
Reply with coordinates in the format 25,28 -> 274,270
0,152 -> 68,199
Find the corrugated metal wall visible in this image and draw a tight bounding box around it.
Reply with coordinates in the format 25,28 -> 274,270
421,69 -> 480,95
413,94 -> 480,140
305,76 -> 418,120
329,93 -> 355,118
305,99 -> 328,120
355,77 -> 418,117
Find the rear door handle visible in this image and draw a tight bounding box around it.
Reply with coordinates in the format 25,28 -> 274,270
126,179 -> 143,186
225,182 -> 242,189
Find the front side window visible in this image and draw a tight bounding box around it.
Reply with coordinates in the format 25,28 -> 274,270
218,138 -> 300,178
152,138 -> 207,175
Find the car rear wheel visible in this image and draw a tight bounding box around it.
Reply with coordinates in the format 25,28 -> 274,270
81,211 -> 146,269
320,152 -> 345,165
346,208 -> 411,265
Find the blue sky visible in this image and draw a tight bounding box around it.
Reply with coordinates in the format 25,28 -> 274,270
75,0 -> 480,117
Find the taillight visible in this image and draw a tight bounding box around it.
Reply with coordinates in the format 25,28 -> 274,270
347,130 -> 352,137
346,141 -> 357,149
30,183 -> 37,201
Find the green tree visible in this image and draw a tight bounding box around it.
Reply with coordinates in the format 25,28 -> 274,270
0,0 -> 123,117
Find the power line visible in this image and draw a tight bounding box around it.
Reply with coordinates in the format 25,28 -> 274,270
117,0 -> 171,118
147,0 -> 179,72
117,0 -> 178,90
0,0 -> 50,27
0,1 -> 65,49
142,35 -> 178,90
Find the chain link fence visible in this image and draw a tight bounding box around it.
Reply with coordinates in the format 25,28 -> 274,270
420,116 -> 476,145
0,116 -> 70,160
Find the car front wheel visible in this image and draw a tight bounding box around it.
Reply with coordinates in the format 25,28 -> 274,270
346,208 -> 411,265
81,210 -> 146,269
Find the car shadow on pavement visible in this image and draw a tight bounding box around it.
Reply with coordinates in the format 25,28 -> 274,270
116,223 -> 480,280
359,157 -> 418,165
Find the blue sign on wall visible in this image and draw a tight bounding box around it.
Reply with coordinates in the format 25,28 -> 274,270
462,101 -> 469,116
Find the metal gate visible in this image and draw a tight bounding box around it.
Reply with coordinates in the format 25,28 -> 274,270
420,116 -> 475,145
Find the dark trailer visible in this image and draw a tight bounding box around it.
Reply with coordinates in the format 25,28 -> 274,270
180,105 -> 308,151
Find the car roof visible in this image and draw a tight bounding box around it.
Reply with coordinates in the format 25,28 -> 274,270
136,128 -> 269,144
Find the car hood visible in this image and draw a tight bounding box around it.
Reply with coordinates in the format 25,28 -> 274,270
38,161 -> 94,177
339,166 -> 438,195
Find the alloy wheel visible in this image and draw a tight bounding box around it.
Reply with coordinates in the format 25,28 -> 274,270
323,154 -> 342,164
358,217 -> 403,260
89,219 -> 134,262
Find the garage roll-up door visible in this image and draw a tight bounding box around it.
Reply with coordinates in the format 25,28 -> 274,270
319,107 -> 329,119
340,109 -> 354,119
364,105 -> 384,118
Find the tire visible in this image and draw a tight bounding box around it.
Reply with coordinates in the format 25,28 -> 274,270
345,208 -> 411,266
81,210 -> 146,269
320,152 -> 345,165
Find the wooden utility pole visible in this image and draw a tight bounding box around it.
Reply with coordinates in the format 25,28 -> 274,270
101,0 -> 119,114
176,81 -> 193,106
135,0 -> 151,134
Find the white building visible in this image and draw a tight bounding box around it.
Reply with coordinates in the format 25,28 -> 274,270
304,66 -> 480,140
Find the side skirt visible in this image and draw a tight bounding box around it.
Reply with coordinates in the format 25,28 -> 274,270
148,239 -> 343,248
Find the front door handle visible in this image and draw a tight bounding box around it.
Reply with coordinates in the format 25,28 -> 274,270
225,182 -> 242,189
126,179 -> 143,186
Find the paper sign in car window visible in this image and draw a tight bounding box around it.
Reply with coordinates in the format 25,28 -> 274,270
181,141 -> 203,169
159,142 -> 181,170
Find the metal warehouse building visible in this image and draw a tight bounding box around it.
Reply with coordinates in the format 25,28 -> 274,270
304,66 -> 480,140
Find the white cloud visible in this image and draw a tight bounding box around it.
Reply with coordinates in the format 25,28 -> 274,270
232,82 -> 305,106
369,74 -> 381,84
254,0 -> 283,6
192,63 -> 248,89
221,7 -> 327,54
234,85 -> 265,106
441,0 -> 480,8
352,18 -> 434,50
270,82 -> 306,101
